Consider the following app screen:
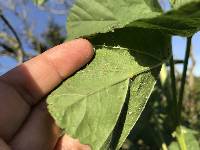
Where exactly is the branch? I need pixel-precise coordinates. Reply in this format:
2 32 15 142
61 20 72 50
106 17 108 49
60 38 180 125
166 59 184 66
0 10 24 63
0 32 17 45
173 59 184 64
178 37 192 118
169 41 188 150
169 53 179 126
0 50 16 57
0 42 17 54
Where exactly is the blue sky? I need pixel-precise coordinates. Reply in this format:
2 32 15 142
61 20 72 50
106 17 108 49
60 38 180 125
159 0 200 76
0 0 68 74
172 33 200 76
0 0 200 76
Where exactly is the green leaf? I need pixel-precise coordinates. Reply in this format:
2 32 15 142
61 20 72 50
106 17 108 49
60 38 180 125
160 64 168 86
48 66 129 149
47 47 162 149
47 27 170 149
144 0 162 12
32 0 47 6
89 28 170 149
50 0 172 148
183 127 200 150
128 1 200 36
170 0 200 8
169 127 200 150
67 0 200 38
111 69 160 149
88 27 170 61
169 141 180 150
66 0 159 40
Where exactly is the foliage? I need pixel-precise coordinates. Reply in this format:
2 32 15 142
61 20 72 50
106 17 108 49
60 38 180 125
47 0 200 149
66 0 159 40
47 30 170 149
129 1 200 37
120 75 200 149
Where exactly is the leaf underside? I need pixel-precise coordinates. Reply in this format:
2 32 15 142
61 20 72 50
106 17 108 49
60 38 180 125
47 0 200 149
47 47 163 149
66 0 159 40
47 27 170 149
67 0 200 40
48 0 171 149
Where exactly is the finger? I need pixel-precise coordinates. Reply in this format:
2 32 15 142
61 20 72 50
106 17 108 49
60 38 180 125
2 38 93 105
0 39 93 141
55 135 91 150
10 101 60 150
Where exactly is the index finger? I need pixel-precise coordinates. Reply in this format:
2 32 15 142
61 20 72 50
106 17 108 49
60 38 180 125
2 38 93 104
0 39 93 141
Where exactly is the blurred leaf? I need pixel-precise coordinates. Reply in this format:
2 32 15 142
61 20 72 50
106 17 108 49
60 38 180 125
169 141 180 150
169 127 200 150
170 0 200 8
183 128 200 150
160 64 168 86
32 0 47 6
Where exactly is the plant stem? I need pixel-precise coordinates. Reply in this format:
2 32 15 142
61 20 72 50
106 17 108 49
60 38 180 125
175 126 187 150
162 143 168 150
173 37 192 150
169 49 179 126
0 10 24 63
169 44 187 150
178 37 192 119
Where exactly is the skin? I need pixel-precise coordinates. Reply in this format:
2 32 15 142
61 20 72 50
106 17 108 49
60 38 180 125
0 39 94 150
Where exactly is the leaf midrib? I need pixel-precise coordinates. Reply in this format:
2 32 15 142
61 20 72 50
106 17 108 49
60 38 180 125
51 63 162 101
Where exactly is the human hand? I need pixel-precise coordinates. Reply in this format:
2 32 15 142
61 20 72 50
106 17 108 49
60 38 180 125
0 39 94 150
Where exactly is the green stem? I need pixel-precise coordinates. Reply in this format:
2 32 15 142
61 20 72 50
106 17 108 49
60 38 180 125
173 37 192 150
169 50 179 126
162 143 168 150
169 44 187 150
178 37 192 119
175 126 187 150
